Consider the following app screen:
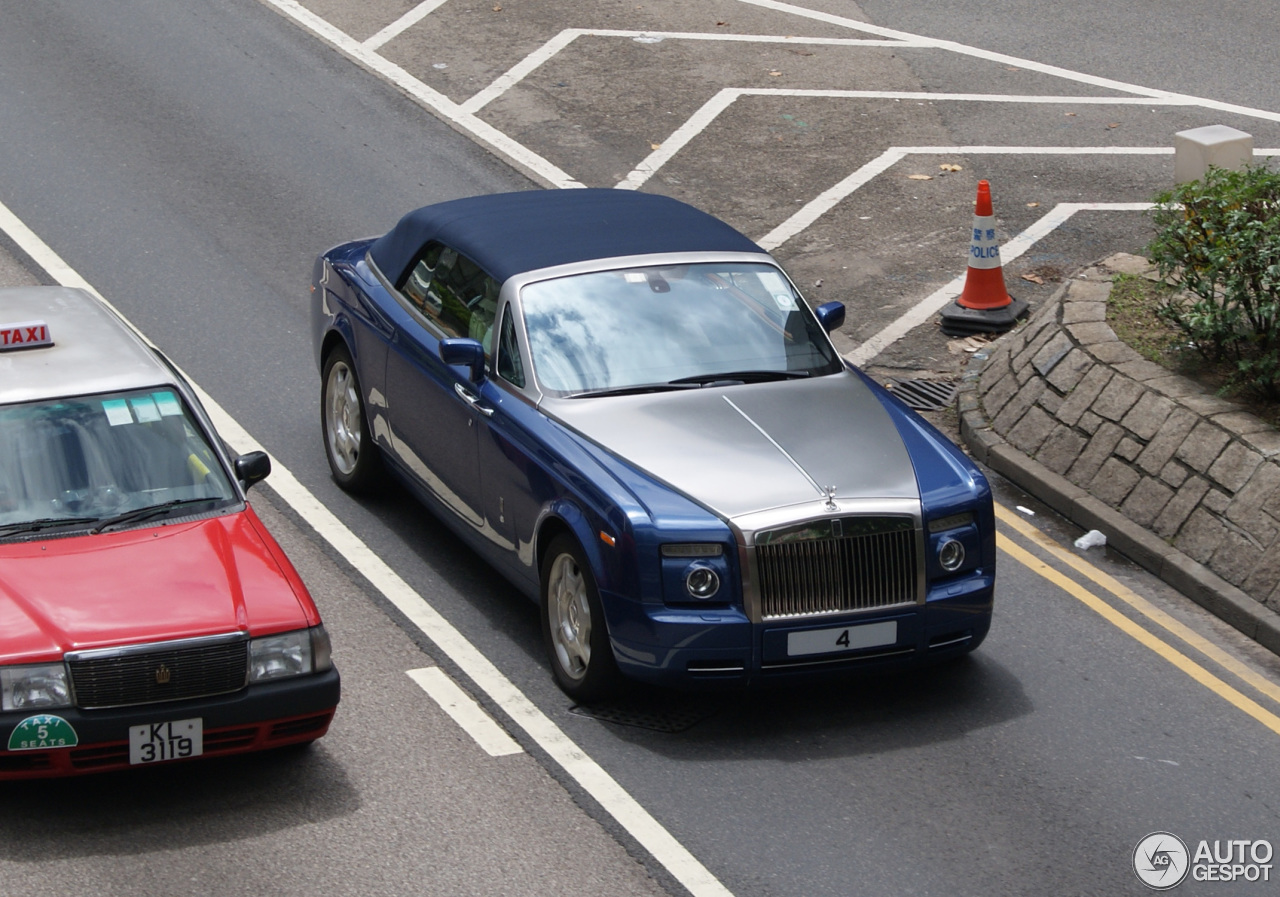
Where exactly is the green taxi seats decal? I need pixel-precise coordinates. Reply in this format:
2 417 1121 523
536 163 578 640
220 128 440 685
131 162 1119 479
8 715 79 751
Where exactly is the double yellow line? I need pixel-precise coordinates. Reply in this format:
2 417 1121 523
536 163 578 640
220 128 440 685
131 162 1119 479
995 503 1280 736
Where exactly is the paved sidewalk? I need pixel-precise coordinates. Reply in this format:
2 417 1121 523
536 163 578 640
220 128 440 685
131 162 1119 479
959 253 1280 655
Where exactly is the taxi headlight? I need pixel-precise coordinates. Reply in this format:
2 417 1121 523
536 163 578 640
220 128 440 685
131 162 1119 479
1 663 72 711
250 626 330 682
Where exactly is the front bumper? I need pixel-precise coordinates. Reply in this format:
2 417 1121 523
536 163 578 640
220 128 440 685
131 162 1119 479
607 577 993 689
0 667 340 779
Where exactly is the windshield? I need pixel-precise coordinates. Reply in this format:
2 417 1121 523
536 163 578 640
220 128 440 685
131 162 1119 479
519 262 842 396
0 387 236 531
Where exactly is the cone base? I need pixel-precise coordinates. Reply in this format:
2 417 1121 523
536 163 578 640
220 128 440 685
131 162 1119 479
938 296 1028 337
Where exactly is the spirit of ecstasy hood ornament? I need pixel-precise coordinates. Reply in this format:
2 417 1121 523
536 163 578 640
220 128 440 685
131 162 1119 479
824 485 839 512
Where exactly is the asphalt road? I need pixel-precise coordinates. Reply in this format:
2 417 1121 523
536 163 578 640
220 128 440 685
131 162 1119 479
2 1 1280 895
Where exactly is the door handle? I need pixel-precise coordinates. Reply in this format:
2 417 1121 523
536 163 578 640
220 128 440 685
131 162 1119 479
454 382 494 417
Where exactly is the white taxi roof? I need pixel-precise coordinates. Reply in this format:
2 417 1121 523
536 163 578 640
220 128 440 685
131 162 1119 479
0 287 177 406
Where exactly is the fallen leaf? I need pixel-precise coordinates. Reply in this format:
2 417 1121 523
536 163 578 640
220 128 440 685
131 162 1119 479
787 48 815 56
1064 112 1077 117
492 3 502 9
650 143 662 150
813 279 823 288
716 21 729 26
939 163 962 172
769 70 782 77
1107 122 1120 129
1021 273 1045 284
1005 66 1020 71
1026 201 1040 207
907 174 933 180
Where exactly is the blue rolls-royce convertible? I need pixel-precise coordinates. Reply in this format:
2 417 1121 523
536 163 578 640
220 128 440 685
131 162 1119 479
311 189 994 700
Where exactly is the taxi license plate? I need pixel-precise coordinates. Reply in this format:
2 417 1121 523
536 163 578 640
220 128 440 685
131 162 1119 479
787 620 897 657
128 718 203 765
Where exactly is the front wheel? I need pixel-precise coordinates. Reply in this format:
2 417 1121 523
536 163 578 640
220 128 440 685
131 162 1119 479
322 346 382 493
541 535 622 702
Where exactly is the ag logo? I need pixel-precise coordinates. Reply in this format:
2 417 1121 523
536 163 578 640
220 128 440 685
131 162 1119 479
1134 832 1190 890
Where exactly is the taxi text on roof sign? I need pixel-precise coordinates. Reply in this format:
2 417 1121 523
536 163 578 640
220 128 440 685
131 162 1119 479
0 320 52 350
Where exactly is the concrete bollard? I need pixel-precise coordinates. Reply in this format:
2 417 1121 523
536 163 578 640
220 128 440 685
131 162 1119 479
1174 125 1254 183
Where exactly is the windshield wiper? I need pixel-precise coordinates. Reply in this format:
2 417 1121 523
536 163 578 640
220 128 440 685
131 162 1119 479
90 497 226 534
566 382 702 399
0 516 100 538
668 370 811 386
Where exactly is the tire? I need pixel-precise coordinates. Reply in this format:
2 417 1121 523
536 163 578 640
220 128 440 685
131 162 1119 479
321 346 382 493
540 534 622 702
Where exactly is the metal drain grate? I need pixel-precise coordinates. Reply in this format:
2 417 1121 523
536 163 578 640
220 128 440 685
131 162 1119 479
888 378 959 412
570 697 720 733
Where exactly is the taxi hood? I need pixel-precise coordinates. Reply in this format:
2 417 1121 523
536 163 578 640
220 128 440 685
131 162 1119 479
544 371 920 521
0 510 310 663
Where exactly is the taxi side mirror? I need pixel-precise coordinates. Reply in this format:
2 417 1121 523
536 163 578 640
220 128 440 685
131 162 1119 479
439 337 487 383
815 301 846 333
234 451 272 490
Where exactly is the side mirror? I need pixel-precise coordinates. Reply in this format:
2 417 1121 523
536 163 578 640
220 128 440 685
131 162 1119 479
234 451 272 490
439 337 486 383
815 301 846 334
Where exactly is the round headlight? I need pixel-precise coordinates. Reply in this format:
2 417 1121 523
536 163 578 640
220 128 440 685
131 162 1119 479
685 565 721 599
938 538 965 572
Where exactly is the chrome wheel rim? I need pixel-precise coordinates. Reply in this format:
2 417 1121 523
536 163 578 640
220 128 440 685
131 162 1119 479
547 552 591 682
324 361 362 476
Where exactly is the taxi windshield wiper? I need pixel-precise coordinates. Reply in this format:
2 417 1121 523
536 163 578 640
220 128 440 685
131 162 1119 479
0 516 100 538
90 497 226 534
667 370 811 386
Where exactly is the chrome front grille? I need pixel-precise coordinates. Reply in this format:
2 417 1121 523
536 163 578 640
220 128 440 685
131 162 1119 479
67 633 249 709
755 516 919 620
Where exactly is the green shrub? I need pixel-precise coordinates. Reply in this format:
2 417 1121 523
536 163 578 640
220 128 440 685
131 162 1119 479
1147 164 1280 399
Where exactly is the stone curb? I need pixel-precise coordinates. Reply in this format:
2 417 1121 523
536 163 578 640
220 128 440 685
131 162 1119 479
957 256 1280 656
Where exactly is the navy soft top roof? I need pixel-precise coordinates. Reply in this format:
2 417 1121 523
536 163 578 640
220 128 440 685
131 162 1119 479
368 189 764 287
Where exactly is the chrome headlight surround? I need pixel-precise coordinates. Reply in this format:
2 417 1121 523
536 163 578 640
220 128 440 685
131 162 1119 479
926 511 978 577
249 625 332 683
1 662 73 711
660 543 730 605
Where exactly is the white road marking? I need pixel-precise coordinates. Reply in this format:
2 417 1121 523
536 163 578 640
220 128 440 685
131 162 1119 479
0 197 734 897
407 666 524 756
363 0 451 51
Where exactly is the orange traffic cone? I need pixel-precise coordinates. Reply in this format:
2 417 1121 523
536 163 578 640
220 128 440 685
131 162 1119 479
939 180 1028 336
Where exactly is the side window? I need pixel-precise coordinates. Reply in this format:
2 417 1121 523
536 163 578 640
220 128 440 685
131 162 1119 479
496 304 525 388
401 243 500 351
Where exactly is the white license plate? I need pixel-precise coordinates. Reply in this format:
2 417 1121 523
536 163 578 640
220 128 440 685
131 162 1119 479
128 718 203 765
787 620 898 657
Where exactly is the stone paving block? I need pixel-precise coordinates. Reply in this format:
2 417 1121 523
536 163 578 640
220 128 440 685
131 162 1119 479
1032 332 1073 376
1154 475 1210 539
1037 391 1063 415
1066 279 1112 301
1242 547 1280 605
1013 326 1059 372
1210 412 1270 436
1092 375 1145 422
1225 462 1280 544
1112 359 1172 382
1207 442 1263 494
1066 421 1124 487
1067 322 1119 345
1160 461 1190 489
978 347 1010 395
993 379 1045 434
980 369 1019 419
1007 406 1057 455
1115 437 1143 462
1036 426 1088 475
1209 530 1265 588
1242 429 1280 459
1176 421 1231 471
1174 507 1229 565
1087 340 1144 365
1045 348 1094 393
1078 411 1103 435
1181 393 1240 417
1121 476 1174 527
1146 375 1204 399
1062 300 1106 325
1121 390 1176 441
1203 489 1230 514
1137 407 1199 475
1056 366 1113 427
1091 457 1142 507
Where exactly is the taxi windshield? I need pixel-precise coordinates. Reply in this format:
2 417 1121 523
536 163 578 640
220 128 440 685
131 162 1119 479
519 262 842 397
0 387 236 531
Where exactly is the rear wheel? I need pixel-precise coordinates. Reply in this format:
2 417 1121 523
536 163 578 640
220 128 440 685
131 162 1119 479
322 346 381 493
541 535 622 702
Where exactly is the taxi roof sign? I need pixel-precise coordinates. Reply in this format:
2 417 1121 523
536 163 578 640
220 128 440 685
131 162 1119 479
0 321 53 351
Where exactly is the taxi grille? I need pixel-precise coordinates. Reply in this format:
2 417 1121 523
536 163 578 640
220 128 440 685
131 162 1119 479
756 518 918 619
68 636 249 709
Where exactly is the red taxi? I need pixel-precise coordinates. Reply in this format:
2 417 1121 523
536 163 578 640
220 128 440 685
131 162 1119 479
1 287 339 778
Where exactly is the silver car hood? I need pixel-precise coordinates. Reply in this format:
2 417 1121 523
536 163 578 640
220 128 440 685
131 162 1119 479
543 372 919 521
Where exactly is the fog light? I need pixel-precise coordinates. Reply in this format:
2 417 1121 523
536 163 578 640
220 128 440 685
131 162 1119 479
938 538 965 572
685 565 721 599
